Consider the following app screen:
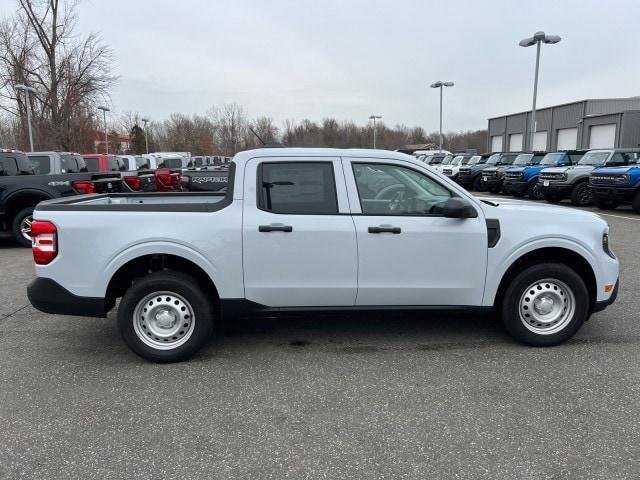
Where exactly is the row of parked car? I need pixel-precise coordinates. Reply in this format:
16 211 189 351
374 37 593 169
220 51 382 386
417 149 640 212
0 149 230 246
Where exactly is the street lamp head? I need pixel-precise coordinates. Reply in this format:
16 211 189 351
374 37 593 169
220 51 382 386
519 31 561 47
369 115 382 120
141 117 149 123
443 81 454 87
15 83 36 93
97 105 110 112
430 81 443 88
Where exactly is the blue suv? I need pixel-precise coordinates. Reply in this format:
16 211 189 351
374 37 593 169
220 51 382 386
590 151 640 211
503 150 586 199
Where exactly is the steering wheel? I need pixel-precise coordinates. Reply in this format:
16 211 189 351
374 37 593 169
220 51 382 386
375 183 404 200
389 190 407 212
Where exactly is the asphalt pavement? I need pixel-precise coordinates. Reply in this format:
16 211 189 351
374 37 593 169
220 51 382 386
1 197 639 479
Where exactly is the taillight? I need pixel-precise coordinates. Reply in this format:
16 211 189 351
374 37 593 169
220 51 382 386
155 169 181 191
31 220 58 265
123 176 142 190
73 181 95 194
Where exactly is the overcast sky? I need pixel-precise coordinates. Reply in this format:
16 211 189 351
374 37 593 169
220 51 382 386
2 0 639 132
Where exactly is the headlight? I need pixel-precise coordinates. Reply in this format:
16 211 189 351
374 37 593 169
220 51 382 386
603 231 616 259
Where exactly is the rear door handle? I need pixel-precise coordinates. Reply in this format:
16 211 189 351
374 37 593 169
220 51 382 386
259 224 293 233
368 226 401 234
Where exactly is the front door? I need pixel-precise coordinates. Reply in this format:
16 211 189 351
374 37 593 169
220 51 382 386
242 157 357 307
344 159 488 306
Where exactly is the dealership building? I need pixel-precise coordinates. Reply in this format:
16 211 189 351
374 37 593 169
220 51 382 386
487 97 640 152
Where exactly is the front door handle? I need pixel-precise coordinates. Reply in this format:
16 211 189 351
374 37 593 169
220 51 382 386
259 224 293 233
368 226 401 234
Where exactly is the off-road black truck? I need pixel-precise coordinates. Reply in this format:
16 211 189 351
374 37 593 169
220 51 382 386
0 150 121 246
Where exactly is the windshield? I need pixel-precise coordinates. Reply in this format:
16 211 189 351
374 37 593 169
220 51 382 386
451 156 463 166
428 156 444 165
440 155 453 165
486 153 501 165
467 155 482 166
108 156 127 171
513 154 533 166
135 156 151 169
541 153 564 165
157 158 182 169
578 151 610 166
61 154 88 173
415 154 425 162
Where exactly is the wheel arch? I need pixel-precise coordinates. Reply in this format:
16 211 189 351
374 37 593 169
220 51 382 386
5 189 54 222
104 251 221 315
492 246 597 314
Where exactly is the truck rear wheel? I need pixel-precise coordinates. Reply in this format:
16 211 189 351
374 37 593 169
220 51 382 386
500 263 589 346
472 175 483 191
570 182 593 207
11 207 34 248
117 271 214 362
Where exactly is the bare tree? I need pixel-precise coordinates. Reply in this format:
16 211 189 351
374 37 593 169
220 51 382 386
0 0 117 151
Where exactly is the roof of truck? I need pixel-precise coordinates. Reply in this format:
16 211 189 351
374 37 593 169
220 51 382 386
232 148 415 167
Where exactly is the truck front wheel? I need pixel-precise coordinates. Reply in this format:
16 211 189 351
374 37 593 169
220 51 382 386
11 207 35 248
117 271 214 362
500 263 589 346
527 182 544 200
570 182 593 207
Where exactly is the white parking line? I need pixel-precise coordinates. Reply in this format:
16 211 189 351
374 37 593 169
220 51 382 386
596 212 640 222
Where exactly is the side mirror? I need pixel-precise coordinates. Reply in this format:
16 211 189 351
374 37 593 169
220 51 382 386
443 197 478 219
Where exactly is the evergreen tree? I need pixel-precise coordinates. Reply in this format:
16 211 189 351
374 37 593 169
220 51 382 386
130 124 146 154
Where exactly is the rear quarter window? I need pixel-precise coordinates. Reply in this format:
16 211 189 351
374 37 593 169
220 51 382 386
28 155 52 174
84 158 99 172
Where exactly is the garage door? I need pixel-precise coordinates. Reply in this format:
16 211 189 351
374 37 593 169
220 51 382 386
508 133 523 152
532 131 548 151
589 124 616 149
556 128 577 150
490 135 503 152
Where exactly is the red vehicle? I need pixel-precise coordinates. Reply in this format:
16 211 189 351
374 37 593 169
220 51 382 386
82 154 157 192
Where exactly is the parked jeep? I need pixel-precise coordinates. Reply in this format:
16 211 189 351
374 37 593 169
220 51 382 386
456 153 495 190
478 152 522 193
589 152 640 211
503 151 584 199
538 149 637 206
441 154 475 180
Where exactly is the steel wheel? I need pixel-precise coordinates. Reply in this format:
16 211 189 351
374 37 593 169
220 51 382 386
20 215 33 242
518 279 576 335
133 291 195 350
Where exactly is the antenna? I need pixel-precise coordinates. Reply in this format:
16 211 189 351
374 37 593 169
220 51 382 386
249 127 266 146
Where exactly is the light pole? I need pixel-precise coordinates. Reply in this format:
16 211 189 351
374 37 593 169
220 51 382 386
15 84 36 152
430 81 454 153
369 115 382 149
141 117 150 154
97 105 110 154
519 31 561 151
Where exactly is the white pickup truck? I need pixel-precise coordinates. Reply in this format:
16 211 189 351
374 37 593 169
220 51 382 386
27 148 619 362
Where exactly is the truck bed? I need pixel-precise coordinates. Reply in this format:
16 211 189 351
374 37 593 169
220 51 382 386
37 192 229 212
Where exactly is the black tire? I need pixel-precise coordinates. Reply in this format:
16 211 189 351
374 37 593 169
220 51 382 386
594 198 620 211
527 181 544 200
117 271 215 362
500 263 589 347
631 192 640 214
544 194 562 203
570 182 593 207
472 175 483 191
11 207 34 248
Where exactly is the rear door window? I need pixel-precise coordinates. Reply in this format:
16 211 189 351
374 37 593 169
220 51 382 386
0 155 19 176
108 156 127 171
258 162 338 214
29 155 51 174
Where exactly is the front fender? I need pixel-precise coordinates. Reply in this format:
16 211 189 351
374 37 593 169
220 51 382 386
483 236 600 306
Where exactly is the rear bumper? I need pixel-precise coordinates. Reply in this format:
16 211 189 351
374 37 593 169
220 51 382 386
27 277 107 318
591 186 637 201
593 279 619 313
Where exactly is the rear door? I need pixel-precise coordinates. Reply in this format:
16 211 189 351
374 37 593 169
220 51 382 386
344 157 488 306
242 157 357 307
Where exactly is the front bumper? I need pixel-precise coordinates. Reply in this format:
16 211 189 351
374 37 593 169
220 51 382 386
591 186 637 201
481 176 503 190
538 182 573 198
593 279 619 313
502 180 529 195
27 277 108 318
